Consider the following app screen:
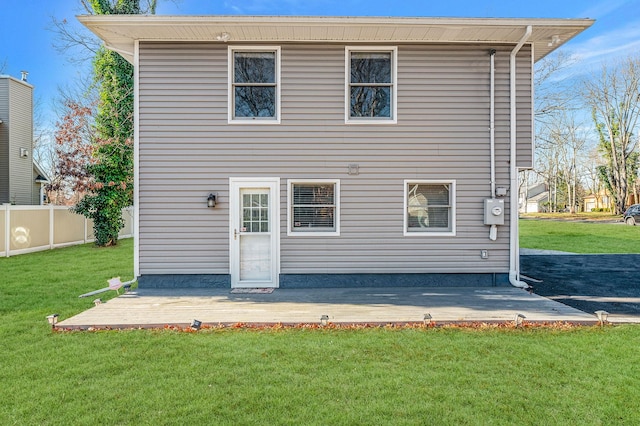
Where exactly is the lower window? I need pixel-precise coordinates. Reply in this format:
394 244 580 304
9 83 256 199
288 180 340 236
404 180 456 236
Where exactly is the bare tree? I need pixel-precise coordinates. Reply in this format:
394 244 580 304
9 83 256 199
583 146 608 210
549 111 590 213
50 1 161 65
527 51 579 212
31 95 55 183
49 17 101 65
535 132 565 212
584 56 640 214
535 51 578 124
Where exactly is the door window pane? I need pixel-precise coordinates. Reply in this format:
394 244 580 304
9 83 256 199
242 191 269 233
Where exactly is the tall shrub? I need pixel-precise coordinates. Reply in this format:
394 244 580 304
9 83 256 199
72 0 146 245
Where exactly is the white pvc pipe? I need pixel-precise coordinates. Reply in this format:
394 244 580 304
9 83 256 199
489 49 497 242
489 49 496 199
509 26 532 289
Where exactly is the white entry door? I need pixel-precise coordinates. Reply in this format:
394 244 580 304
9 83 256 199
230 178 280 288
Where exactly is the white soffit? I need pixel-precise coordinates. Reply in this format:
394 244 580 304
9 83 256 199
77 15 594 63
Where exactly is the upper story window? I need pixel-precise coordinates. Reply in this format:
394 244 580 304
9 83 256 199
229 46 281 124
346 46 397 124
404 180 456 236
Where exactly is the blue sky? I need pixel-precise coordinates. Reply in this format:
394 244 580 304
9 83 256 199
1 0 639 126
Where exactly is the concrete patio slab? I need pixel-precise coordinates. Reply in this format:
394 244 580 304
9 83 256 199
57 286 604 329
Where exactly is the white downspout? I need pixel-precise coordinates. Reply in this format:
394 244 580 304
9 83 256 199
133 40 140 279
509 26 532 289
489 49 497 241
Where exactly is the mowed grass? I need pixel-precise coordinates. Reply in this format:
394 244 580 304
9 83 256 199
520 219 640 253
1 240 640 424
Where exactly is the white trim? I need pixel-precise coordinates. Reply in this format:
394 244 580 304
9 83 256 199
49 205 54 249
228 46 281 124
403 180 456 237
345 46 398 124
287 179 341 237
134 40 141 278
104 43 134 58
229 177 280 288
3 204 9 257
529 44 535 169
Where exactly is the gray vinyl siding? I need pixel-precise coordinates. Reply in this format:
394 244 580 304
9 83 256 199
0 80 8 203
0 77 33 205
516 49 533 169
138 42 533 275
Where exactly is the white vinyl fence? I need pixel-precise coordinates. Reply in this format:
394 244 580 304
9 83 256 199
0 204 133 257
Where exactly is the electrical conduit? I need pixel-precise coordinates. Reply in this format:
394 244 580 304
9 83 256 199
489 48 497 241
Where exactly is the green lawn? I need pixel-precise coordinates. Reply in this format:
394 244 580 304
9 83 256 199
520 219 640 253
1 240 640 424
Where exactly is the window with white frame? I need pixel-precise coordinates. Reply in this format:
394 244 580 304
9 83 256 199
229 47 280 123
404 181 456 236
346 47 397 123
288 180 340 236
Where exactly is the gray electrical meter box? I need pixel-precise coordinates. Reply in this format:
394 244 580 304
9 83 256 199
484 199 504 225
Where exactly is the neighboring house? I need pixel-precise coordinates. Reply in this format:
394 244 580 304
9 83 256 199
80 15 593 289
0 74 47 205
33 160 51 205
584 189 638 212
583 189 611 212
519 183 549 213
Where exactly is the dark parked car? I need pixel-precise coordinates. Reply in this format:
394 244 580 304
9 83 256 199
623 204 640 225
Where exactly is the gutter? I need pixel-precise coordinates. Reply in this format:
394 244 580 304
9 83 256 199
509 25 532 289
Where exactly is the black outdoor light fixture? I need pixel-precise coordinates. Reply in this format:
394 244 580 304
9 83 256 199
191 319 202 330
207 193 218 208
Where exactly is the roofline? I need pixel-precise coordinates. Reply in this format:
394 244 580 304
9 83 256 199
33 160 51 183
0 75 34 89
77 15 595 27
77 15 595 63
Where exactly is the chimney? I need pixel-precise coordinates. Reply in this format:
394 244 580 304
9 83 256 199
20 70 28 82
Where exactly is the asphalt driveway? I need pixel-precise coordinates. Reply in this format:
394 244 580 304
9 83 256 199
521 254 640 321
